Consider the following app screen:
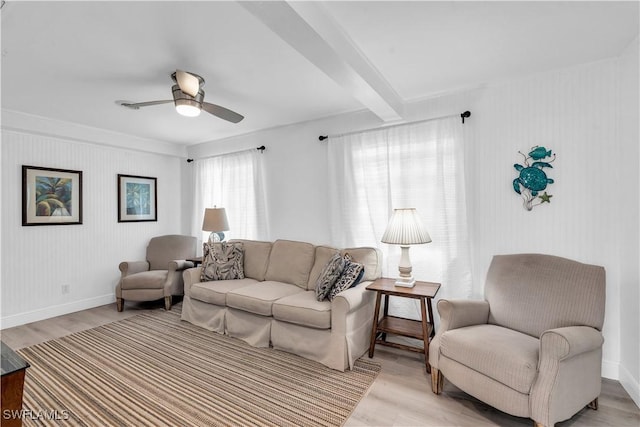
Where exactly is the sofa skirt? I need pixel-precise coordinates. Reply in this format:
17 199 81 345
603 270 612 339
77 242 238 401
271 319 346 371
181 296 226 334
226 308 272 347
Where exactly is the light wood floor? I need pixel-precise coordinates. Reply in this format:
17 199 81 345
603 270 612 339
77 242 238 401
2 302 639 427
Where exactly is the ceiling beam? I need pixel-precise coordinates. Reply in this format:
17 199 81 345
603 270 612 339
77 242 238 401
240 1 404 122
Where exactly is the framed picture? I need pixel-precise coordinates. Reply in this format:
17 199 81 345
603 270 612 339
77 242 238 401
117 174 157 222
22 165 83 226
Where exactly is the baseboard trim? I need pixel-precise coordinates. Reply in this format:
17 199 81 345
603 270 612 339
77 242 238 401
0 294 116 329
619 364 640 409
602 359 619 380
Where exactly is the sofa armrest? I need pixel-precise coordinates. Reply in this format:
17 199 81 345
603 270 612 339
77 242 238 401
182 267 203 296
331 280 372 314
118 260 150 277
437 299 490 332
531 326 604 426
331 280 376 334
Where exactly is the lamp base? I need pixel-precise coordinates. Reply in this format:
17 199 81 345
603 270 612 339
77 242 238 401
394 276 416 288
207 231 225 245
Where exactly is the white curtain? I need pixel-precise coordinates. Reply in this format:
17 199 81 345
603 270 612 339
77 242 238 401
328 116 472 319
191 149 268 249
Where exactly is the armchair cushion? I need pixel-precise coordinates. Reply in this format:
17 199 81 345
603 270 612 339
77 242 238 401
147 235 198 271
121 270 167 290
440 324 539 394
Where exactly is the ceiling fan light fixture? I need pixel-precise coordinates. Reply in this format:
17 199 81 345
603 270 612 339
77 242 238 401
175 99 201 117
172 84 204 117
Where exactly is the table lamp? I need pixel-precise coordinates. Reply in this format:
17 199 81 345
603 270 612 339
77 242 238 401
202 207 229 244
381 208 431 287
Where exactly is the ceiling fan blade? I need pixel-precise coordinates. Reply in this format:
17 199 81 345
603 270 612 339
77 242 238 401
118 100 173 110
176 70 201 98
202 102 244 123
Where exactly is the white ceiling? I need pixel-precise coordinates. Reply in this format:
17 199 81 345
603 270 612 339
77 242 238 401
1 1 638 146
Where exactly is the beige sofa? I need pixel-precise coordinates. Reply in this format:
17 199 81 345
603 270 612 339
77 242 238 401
181 239 382 371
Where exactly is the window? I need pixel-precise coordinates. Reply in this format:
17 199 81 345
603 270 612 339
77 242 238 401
191 149 268 246
327 117 472 310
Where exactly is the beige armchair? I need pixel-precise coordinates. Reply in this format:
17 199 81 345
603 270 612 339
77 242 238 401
116 235 197 312
429 254 606 427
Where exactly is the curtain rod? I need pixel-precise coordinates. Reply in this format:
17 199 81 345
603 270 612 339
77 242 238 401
318 111 470 141
186 145 265 163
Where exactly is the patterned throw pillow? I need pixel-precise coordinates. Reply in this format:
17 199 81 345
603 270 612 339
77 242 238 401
315 253 346 301
200 242 245 281
328 260 364 301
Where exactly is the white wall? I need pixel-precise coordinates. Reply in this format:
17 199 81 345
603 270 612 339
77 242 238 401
187 55 638 396
0 120 186 328
617 38 640 406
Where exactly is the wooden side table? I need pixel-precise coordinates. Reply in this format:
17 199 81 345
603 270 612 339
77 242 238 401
366 278 440 373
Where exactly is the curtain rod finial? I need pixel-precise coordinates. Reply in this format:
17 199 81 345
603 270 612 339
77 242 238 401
319 135 328 141
461 111 471 124
187 158 194 163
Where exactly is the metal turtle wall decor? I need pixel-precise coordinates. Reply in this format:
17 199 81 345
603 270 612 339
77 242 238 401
513 146 556 211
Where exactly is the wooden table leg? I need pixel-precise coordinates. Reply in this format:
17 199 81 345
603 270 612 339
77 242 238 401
381 294 389 341
368 291 382 358
420 297 431 373
426 297 435 338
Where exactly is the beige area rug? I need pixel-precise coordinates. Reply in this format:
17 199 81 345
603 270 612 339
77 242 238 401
17 308 380 427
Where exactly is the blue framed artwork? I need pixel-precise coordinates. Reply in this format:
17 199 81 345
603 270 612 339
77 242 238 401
22 165 83 226
117 174 157 222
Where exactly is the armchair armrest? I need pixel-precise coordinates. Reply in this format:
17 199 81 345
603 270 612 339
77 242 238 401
539 326 604 361
531 326 604 426
437 299 490 332
118 260 150 277
168 260 195 272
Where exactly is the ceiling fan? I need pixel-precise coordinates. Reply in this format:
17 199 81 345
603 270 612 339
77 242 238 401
117 70 244 123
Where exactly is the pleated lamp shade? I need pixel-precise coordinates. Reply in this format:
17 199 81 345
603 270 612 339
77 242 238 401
381 208 431 245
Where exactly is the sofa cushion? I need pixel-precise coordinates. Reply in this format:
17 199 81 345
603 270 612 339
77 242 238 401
328 261 364 301
273 291 331 329
264 240 316 288
315 253 346 301
307 246 340 291
230 239 272 281
226 281 304 316
201 242 245 281
190 278 259 306
121 270 166 290
340 247 382 281
440 324 539 394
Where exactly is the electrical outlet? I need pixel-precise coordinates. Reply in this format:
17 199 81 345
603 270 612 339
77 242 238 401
61 284 70 294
